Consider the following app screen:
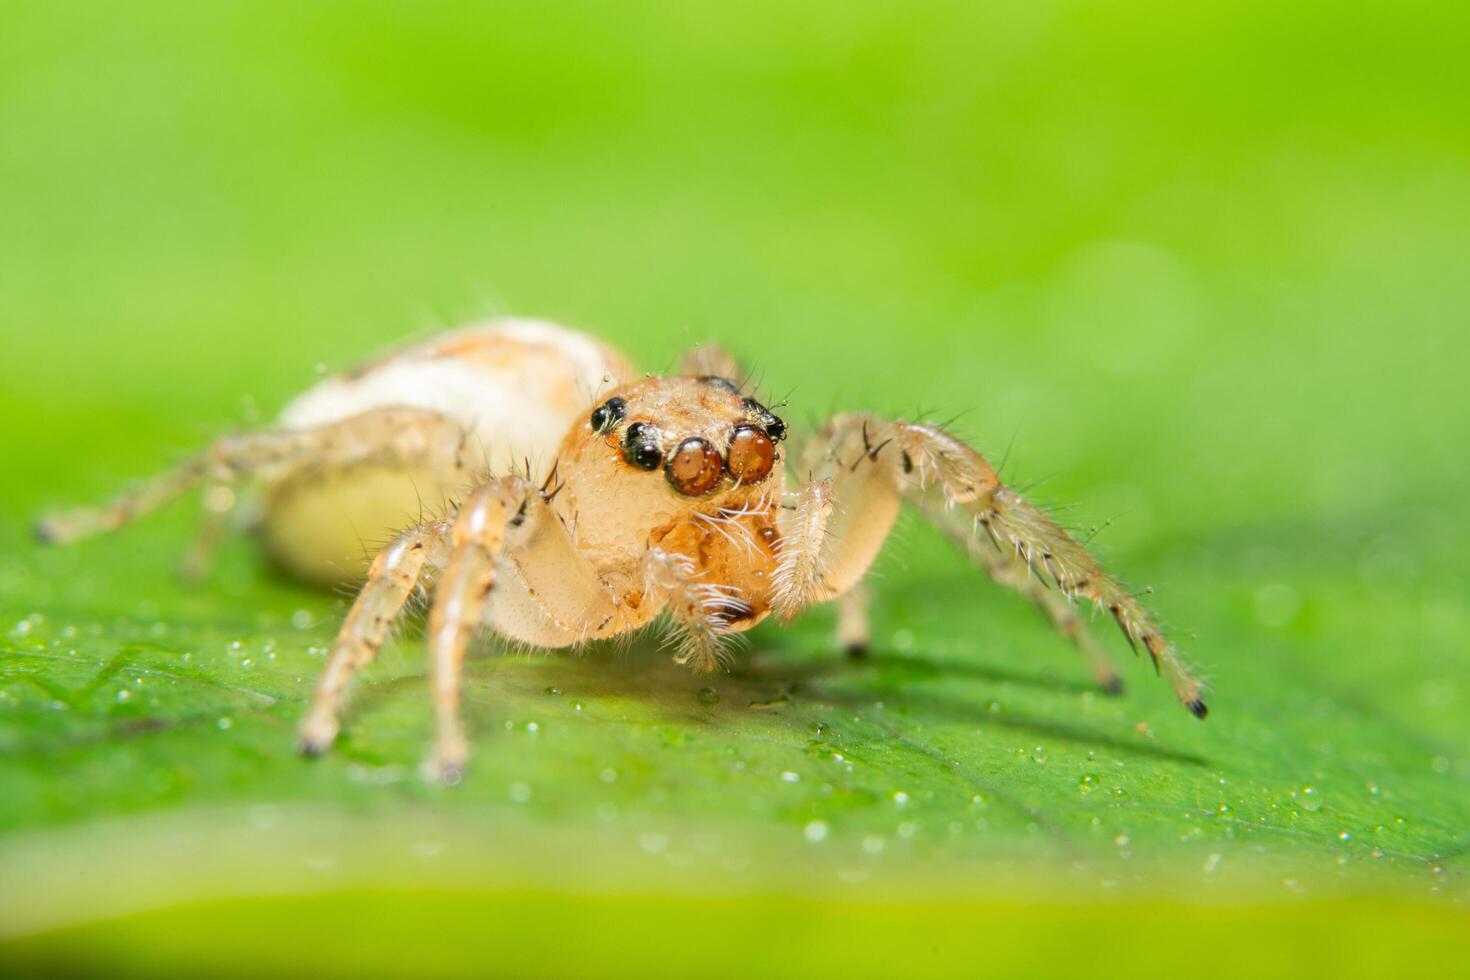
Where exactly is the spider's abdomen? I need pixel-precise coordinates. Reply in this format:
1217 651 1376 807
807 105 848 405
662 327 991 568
262 318 634 585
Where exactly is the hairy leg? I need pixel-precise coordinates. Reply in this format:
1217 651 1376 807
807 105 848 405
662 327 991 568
782 414 1204 716
422 479 528 783
302 472 617 779
299 520 452 754
970 545 1123 694
37 407 472 570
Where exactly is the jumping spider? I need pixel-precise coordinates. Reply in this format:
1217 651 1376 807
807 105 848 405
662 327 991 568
40 317 1207 781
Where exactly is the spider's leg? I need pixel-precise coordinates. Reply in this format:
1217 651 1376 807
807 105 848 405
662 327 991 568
421 479 526 783
641 548 749 673
36 453 212 545
836 583 871 658
36 408 471 572
176 480 236 584
781 414 1205 717
299 519 451 755
968 545 1123 694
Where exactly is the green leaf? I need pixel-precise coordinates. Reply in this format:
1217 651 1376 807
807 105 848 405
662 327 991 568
2 0 1469 975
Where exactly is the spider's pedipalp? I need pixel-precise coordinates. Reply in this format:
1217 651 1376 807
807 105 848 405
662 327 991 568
772 479 834 619
641 548 746 672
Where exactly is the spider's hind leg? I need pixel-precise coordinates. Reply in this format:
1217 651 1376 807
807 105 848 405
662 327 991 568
37 407 473 582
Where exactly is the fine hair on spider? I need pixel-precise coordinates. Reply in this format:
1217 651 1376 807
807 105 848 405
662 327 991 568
38 316 1208 783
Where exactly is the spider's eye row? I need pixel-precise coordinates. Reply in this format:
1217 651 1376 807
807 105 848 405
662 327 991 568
741 397 787 442
623 422 663 470
590 397 626 434
665 437 724 496
727 425 776 484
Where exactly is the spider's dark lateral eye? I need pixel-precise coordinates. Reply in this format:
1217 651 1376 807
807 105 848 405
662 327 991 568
699 375 741 394
742 397 787 442
590 397 626 433
624 422 663 470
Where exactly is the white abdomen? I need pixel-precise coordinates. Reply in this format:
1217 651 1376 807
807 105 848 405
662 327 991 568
263 318 634 584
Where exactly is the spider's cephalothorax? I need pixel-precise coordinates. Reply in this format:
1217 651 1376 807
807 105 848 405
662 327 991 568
40 318 1208 782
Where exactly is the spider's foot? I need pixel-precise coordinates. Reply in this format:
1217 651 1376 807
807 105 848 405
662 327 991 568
298 713 340 757
33 514 71 545
424 735 469 786
1187 697 1209 720
177 551 214 587
1099 674 1125 696
843 642 870 661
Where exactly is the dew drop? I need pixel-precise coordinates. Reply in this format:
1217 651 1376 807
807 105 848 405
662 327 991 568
1078 773 1098 793
803 820 829 843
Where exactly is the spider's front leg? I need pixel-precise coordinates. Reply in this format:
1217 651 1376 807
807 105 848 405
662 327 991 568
422 477 619 782
299 519 453 754
302 473 620 782
778 415 1206 716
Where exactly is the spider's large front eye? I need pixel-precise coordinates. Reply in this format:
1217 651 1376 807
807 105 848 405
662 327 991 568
624 422 663 470
726 426 776 484
590 397 626 434
665 437 724 496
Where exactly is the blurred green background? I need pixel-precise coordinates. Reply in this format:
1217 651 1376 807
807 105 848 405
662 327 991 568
2 0 1468 976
